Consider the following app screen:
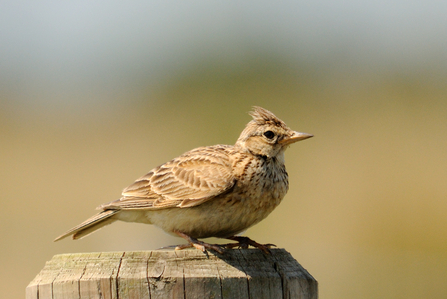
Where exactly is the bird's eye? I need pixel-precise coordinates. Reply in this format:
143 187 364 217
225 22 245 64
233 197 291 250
263 130 275 139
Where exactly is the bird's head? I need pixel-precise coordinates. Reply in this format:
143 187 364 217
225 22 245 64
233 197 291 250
236 106 313 159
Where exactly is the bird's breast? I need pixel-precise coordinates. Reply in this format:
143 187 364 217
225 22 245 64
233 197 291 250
232 155 289 210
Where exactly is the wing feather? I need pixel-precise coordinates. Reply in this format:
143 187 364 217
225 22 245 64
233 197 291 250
101 145 235 210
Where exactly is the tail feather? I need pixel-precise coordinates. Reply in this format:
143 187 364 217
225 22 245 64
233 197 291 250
54 209 119 241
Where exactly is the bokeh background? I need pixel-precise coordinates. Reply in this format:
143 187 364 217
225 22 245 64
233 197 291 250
2 1 447 298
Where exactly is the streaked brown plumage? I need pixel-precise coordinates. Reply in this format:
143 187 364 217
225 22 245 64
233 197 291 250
55 106 313 253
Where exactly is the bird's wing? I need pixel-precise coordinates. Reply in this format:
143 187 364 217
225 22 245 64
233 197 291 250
101 146 236 210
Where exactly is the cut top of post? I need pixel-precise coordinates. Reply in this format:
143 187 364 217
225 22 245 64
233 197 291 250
27 248 318 299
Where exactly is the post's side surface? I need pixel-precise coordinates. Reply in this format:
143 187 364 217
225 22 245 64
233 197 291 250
27 248 318 299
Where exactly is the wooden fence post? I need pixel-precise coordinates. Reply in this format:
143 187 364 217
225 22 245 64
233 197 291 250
27 248 317 299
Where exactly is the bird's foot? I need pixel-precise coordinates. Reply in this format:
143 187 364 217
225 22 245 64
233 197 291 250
174 231 225 254
223 236 276 254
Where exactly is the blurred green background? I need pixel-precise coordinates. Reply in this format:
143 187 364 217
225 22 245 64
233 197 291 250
2 2 447 298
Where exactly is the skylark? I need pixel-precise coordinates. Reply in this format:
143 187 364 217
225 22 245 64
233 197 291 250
55 106 313 253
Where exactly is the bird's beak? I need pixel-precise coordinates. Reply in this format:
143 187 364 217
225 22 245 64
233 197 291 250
279 131 313 145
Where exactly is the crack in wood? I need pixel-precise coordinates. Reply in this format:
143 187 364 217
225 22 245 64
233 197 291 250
115 252 124 299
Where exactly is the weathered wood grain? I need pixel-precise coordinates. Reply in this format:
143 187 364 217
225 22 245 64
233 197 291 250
27 248 317 299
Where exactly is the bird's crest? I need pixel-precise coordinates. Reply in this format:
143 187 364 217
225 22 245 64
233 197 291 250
249 106 287 128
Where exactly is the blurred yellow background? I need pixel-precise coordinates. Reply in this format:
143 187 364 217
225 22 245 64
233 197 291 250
1 2 447 298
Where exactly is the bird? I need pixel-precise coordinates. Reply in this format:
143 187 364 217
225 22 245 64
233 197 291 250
54 106 313 254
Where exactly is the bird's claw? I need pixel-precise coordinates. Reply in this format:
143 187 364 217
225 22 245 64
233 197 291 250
224 236 276 254
174 231 226 254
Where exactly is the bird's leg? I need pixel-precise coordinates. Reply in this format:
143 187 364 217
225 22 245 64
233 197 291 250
174 231 225 254
223 236 276 254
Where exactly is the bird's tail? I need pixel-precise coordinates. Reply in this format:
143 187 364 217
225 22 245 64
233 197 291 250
54 209 119 241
